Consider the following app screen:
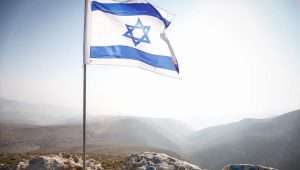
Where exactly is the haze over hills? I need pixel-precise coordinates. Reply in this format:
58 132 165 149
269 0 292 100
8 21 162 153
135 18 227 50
0 98 192 157
0 118 189 156
0 98 80 125
0 98 299 170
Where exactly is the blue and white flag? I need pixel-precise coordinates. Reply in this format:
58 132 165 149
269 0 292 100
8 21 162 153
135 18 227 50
84 0 179 77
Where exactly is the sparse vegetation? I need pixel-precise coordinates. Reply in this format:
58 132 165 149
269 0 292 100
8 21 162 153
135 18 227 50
0 153 31 169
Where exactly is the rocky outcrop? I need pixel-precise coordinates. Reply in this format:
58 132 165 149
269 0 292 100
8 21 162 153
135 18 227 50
16 153 103 170
4 152 279 170
125 152 202 170
1 152 204 170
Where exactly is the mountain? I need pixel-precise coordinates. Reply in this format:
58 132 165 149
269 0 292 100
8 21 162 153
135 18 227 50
85 116 192 155
0 98 192 156
0 123 82 153
1 98 300 170
186 110 300 170
0 116 191 156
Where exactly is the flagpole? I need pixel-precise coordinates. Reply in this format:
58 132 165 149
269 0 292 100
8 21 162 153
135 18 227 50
83 64 87 170
82 0 88 170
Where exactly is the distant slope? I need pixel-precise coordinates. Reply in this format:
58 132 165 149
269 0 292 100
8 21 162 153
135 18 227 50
186 110 300 170
86 116 188 153
0 123 82 153
0 98 192 154
88 116 193 146
0 116 192 155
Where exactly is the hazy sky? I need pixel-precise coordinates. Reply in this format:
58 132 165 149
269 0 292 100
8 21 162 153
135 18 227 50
1 0 300 129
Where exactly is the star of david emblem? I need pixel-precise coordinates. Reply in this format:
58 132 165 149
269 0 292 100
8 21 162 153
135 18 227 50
123 18 151 46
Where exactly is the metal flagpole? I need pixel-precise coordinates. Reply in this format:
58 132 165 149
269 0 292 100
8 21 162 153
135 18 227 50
83 64 87 170
82 0 88 169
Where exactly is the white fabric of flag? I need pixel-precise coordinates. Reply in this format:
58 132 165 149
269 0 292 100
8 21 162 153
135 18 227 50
84 0 179 76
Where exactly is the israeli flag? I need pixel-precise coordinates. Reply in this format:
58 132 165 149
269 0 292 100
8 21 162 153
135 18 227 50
84 0 179 77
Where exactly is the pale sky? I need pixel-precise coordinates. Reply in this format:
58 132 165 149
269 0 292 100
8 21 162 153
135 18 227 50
1 0 300 129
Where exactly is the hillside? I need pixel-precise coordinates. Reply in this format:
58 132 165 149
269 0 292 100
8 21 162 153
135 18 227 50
186 110 300 170
0 98 192 155
1 98 300 169
0 118 191 155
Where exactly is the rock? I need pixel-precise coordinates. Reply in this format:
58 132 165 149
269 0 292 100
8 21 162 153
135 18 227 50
223 164 278 170
16 154 103 170
125 152 202 170
86 159 103 170
17 160 29 170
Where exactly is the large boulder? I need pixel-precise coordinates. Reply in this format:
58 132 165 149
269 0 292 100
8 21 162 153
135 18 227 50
125 152 202 170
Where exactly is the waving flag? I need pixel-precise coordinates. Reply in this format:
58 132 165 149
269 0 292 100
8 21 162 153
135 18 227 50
84 0 179 77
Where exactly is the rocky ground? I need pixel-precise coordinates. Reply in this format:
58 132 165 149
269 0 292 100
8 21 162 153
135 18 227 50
0 152 203 170
0 152 278 170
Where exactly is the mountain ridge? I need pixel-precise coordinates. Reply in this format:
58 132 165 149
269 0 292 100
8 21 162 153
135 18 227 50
186 109 300 170
0 98 299 170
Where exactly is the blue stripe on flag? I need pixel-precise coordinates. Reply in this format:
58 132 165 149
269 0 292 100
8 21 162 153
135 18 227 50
90 45 177 71
91 1 171 28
